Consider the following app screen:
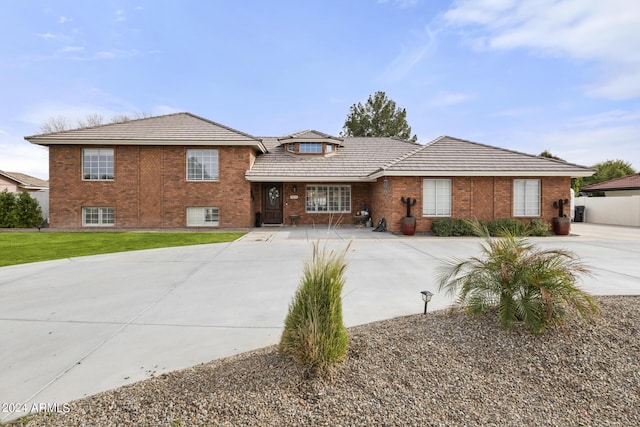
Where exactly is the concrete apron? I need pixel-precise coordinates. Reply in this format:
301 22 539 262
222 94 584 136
1 223 639 422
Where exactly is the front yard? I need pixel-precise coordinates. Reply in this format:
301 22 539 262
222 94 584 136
0 232 245 267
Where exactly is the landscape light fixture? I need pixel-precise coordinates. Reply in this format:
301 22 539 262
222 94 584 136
292 184 297 193
420 290 433 314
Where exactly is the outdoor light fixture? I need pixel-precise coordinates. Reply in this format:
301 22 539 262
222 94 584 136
383 177 389 193
421 290 433 314
292 184 297 193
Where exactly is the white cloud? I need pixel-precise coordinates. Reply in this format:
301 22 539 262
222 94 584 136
59 46 84 53
115 9 126 22
443 0 640 100
58 16 69 24
428 91 475 106
378 0 420 8
379 26 436 82
493 107 538 117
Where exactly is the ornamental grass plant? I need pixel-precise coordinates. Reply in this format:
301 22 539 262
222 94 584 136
279 242 350 372
437 226 599 334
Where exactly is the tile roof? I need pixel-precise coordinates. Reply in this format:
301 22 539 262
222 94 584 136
25 113 264 148
277 130 343 143
378 136 595 177
581 173 640 191
246 137 419 181
0 170 49 189
248 135 594 181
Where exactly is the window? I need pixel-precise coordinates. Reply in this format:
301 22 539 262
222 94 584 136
187 207 219 226
299 142 323 153
326 144 333 153
287 143 295 152
83 148 114 180
187 149 218 181
514 179 540 216
82 207 114 226
423 179 451 216
306 185 350 213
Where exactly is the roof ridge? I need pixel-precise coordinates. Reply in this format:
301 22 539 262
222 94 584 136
380 141 432 171
26 112 188 138
183 113 262 142
434 135 595 171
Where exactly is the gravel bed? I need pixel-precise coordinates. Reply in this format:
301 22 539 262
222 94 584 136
10 296 640 427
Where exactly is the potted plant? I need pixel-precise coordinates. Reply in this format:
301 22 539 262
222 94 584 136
552 198 571 235
400 197 417 236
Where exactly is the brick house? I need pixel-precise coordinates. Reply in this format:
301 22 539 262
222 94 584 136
25 112 594 232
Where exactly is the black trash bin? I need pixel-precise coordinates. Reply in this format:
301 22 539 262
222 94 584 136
574 206 585 222
255 211 262 227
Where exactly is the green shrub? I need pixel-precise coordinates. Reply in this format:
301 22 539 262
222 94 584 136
487 218 529 236
527 219 551 236
0 190 17 227
431 218 479 236
437 231 599 333
431 218 551 237
0 190 43 228
279 242 350 371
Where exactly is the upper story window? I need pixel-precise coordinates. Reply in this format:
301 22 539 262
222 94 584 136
287 143 295 152
299 142 323 153
187 149 218 181
83 148 114 180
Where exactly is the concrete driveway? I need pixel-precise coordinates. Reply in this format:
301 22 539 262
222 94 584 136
1 223 639 421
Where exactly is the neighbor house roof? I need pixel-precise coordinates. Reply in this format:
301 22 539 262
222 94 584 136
25 112 266 152
581 173 640 191
369 136 595 178
0 170 49 190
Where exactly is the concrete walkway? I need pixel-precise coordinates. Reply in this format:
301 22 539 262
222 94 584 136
1 223 639 421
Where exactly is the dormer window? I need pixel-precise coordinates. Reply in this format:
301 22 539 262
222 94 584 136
278 130 343 157
299 142 323 153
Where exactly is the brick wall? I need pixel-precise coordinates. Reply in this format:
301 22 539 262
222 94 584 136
371 175 572 233
48 145 255 229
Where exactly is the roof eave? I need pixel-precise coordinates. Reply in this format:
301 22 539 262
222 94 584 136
245 175 376 182
369 170 595 179
26 137 267 153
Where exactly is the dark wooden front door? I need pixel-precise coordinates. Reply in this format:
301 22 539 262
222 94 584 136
262 183 283 224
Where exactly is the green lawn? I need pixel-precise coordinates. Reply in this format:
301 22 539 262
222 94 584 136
0 232 245 267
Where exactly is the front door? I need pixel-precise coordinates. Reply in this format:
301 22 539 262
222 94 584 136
262 183 283 224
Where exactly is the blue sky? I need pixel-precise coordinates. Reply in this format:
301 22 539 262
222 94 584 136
2 0 639 180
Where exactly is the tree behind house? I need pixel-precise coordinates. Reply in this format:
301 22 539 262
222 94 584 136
342 91 417 142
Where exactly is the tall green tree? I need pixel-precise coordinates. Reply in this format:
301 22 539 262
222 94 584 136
342 91 417 142
577 159 636 190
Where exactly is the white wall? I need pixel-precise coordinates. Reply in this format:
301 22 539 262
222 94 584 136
575 196 640 227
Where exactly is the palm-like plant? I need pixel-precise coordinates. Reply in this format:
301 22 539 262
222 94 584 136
437 230 599 333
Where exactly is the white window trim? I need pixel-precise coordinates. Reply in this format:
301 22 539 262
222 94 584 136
305 185 351 213
186 149 219 181
422 179 452 217
513 179 541 217
187 207 220 226
82 207 115 226
82 148 114 181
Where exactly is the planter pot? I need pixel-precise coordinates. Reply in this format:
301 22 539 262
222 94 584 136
401 216 417 236
552 216 571 236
